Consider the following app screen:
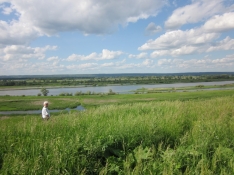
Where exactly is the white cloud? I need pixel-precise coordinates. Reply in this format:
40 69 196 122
101 62 115 67
65 59 139 72
0 19 40 45
139 11 234 57
129 52 148 59
65 61 129 72
66 63 99 70
165 0 226 29
156 54 234 71
66 49 123 61
0 0 167 49
0 45 57 61
145 22 162 35
206 37 234 52
47 56 59 61
0 61 66 75
151 50 169 57
100 59 126 68
1 54 234 75
151 46 198 57
1 5 13 15
0 0 167 37
203 12 234 32
142 59 154 66
102 49 123 59
139 28 219 51
117 63 141 70
211 54 234 64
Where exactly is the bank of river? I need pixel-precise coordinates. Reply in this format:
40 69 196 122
0 81 234 96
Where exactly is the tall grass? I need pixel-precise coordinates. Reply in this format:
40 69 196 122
0 95 234 174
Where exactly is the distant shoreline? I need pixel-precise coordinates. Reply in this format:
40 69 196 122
1 80 234 91
1 72 234 80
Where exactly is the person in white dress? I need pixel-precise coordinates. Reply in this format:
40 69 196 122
42 101 50 120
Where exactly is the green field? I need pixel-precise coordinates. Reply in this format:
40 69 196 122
0 89 234 111
135 83 234 93
0 90 234 174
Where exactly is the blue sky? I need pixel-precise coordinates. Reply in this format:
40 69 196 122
0 0 234 75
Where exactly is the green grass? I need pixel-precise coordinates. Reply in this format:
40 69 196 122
0 94 234 174
1 89 234 111
0 96 81 111
135 83 234 93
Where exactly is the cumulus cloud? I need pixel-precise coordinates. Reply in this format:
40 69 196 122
66 63 99 70
47 56 59 61
156 54 234 71
151 46 198 57
0 4 13 15
203 12 234 32
139 11 234 57
150 50 169 57
65 59 148 72
0 0 167 37
206 37 234 52
129 52 148 59
102 49 123 59
142 59 154 66
139 28 219 51
66 49 123 61
0 61 66 75
145 22 162 35
65 60 127 71
0 45 57 61
0 19 40 45
165 0 227 29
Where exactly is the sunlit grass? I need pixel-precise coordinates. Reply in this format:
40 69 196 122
0 95 234 174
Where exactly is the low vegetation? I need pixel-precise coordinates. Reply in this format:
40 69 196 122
134 83 234 93
0 90 234 174
0 74 234 89
0 96 81 111
0 89 234 111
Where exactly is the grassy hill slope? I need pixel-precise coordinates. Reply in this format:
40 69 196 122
0 95 234 174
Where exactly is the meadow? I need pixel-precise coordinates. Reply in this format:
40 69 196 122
1 89 234 111
0 90 234 174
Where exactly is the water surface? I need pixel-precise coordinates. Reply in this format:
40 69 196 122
0 81 234 96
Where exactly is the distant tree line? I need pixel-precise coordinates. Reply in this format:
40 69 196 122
0 74 233 87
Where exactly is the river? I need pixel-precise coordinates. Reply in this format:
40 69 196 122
0 81 234 96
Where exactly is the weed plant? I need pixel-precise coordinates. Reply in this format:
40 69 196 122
0 96 234 174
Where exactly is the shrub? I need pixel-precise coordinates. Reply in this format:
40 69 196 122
41 88 49 96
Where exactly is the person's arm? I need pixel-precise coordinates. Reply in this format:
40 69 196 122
45 108 50 117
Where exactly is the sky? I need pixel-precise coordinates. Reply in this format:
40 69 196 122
0 0 234 75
